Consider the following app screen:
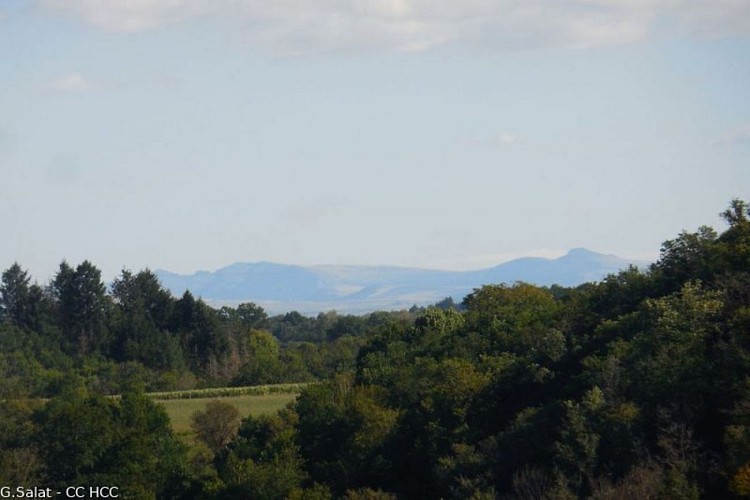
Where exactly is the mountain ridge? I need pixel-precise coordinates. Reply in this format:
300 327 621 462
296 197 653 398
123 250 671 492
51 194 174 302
155 249 649 314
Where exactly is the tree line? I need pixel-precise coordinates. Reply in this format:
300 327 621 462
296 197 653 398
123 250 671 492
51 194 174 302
0 263 422 397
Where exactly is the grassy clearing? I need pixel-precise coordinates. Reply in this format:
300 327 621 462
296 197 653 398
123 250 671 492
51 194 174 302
156 392 299 435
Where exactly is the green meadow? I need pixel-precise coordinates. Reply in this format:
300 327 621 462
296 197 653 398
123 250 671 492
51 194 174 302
157 392 299 435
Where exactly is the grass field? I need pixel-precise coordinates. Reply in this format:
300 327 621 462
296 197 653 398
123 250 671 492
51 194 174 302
156 392 299 435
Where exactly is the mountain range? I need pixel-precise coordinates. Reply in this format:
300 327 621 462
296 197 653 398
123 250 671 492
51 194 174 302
155 249 649 314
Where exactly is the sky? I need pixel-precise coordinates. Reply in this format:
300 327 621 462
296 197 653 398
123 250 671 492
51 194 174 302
1 0 749 282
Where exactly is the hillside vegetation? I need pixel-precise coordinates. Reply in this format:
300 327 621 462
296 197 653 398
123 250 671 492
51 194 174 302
1 200 750 498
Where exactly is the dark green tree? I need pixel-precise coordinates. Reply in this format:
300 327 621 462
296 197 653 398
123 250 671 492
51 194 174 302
0 263 43 330
51 260 110 355
110 269 183 370
217 408 307 499
172 291 228 371
295 374 398 495
35 385 189 497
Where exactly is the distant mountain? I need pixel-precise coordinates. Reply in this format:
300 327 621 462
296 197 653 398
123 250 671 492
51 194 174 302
155 249 648 314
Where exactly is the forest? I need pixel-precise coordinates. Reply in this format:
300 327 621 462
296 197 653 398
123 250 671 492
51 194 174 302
1 199 750 499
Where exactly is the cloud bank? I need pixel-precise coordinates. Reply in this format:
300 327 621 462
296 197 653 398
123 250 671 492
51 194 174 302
38 0 750 54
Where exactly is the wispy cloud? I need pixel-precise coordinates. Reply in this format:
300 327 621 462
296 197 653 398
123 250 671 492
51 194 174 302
37 0 203 33
462 130 520 148
713 122 750 147
42 72 95 93
677 0 750 38
36 0 750 55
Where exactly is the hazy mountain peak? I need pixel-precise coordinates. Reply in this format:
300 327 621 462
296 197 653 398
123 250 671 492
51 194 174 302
155 249 648 314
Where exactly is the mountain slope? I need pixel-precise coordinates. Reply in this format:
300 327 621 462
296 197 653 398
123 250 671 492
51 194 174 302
155 249 648 314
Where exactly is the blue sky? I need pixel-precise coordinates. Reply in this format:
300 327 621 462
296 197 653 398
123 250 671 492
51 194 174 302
1 0 749 281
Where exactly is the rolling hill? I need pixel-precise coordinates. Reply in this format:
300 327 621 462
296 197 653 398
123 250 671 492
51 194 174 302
155 249 648 314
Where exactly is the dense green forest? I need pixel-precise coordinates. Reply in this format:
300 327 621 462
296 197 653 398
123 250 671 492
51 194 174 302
2 200 750 498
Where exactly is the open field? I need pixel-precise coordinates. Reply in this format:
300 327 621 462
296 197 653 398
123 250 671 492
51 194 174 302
154 391 300 435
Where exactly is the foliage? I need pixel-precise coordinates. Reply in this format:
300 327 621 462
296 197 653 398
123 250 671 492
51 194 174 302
33 385 189 497
2 200 750 498
147 382 307 400
191 400 241 453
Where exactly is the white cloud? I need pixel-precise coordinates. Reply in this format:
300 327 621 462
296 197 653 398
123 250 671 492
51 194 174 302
36 0 750 54
713 122 750 147
42 72 95 93
496 132 519 145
